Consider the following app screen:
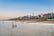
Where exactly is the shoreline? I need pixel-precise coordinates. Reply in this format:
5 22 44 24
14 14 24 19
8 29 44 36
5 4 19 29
15 20 54 24
0 20 54 24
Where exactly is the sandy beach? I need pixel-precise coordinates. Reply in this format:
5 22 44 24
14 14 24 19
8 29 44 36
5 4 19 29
15 20 54 24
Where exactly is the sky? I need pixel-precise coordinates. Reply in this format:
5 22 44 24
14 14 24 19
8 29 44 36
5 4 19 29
0 0 54 19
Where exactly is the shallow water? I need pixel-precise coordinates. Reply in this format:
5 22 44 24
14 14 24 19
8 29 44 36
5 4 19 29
0 21 54 36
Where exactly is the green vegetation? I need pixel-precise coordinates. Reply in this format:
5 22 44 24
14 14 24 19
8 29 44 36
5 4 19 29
38 17 47 21
10 17 48 21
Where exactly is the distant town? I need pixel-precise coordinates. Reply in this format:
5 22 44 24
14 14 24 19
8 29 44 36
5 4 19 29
9 12 54 21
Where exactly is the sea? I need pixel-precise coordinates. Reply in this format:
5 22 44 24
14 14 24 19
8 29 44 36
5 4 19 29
0 21 54 36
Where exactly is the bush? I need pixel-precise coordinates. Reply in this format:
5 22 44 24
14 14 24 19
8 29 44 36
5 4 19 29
39 17 47 21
